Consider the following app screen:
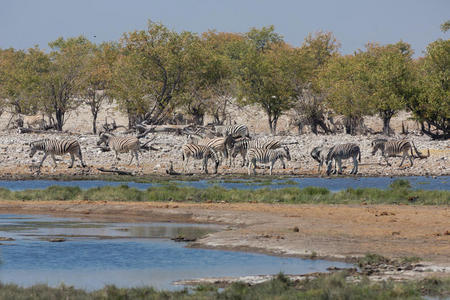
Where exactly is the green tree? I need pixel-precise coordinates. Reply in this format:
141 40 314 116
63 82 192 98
110 21 199 127
34 36 92 131
318 54 371 135
362 42 415 135
409 39 449 139
80 42 118 133
238 26 294 134
441 20 450 33
289 32 340 134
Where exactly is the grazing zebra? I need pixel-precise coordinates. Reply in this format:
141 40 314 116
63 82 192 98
247 146 291 175
310 145 335 173
182 144 220 174
231 138 280 167
326 143 361 175
97 133 141 166
371 139 420 167
198 135 235 163
225 124 250 139
29 138 86 169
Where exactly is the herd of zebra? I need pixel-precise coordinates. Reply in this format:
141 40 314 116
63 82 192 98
23 124 428 175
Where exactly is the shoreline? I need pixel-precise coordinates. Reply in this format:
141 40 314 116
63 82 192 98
1 199 449 282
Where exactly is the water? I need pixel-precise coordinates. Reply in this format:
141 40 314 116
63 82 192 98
0 214 352 291
0 176 449 191
0 176 448 192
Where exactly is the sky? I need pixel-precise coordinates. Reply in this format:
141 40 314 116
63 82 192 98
0 0 448 57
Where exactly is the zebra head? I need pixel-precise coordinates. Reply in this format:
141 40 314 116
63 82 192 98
371 139 386 156
283 146 291 161
310 146 322 163
97 132 112 146
207 148 220 174
28 140 44 158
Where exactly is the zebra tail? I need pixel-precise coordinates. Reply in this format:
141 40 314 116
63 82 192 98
182 152 185 161
411 141 423 158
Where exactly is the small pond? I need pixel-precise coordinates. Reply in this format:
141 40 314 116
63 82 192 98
0 176 448 191
0 214 352 291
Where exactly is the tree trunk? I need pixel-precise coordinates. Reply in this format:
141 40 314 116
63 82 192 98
382 116 392 136
55 109 64 131
92 111 98 134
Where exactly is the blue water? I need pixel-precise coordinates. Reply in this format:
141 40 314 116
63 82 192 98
0 176 448 192
0 214 352 291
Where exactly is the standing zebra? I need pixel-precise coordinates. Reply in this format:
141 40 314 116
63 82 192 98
371 139 425 167
310 145 335 173
231 138 280 167
225 124 250 139
326 143 361 175
198 135 235 164
97 133 141 166
247 146 291 175
29 138 86 169
182 144 220 174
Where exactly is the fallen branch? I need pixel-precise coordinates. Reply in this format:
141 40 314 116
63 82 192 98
97 167 134 176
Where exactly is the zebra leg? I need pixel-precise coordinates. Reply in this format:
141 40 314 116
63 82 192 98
68 153 75 168
114 151 119 165
77 150 86 168
135 151 140 167
384 155 391 166
281 158 286 169
269 161 274 175
337 158 343 174
39 153 48 168
351 156 358 174
128 152 134 165
184 156 189 173
409 154 414 167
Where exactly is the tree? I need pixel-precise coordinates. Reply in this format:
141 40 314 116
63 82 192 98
110 21 199 127
34 36 92 131
362 42 415 135
409 39 449 139
318 54 371 135
237 26 293 134
80 42 118 133
289 32 340 134
441 20 450 33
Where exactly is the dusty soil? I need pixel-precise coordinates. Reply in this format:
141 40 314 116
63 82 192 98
0 102 448 178
1 200 449 267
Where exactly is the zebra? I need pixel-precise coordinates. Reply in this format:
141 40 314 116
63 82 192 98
326 143 361 175
198 135 235 164
29 138 86 169
231 138 280 167
225 124 250 139
97 133 141 166
310 145 335 173
247 146 291 175
182 144 220 174
371 139 422 167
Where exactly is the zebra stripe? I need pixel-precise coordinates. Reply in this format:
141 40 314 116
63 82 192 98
310 146 334 173
326 143 360 175
29 138 86 169
98 133 140 166
182 144 220 174
232 138 280 167
198 135 235 162
225 124 250 139
247 146 291 175
371 139 414 167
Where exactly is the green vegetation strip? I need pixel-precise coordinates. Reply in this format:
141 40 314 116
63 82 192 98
0 272 449 299
0 180 448 205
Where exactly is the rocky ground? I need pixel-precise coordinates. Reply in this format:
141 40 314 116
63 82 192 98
0 102 448 177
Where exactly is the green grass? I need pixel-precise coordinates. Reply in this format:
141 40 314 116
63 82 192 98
0 272 448 299
0 180 448 205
